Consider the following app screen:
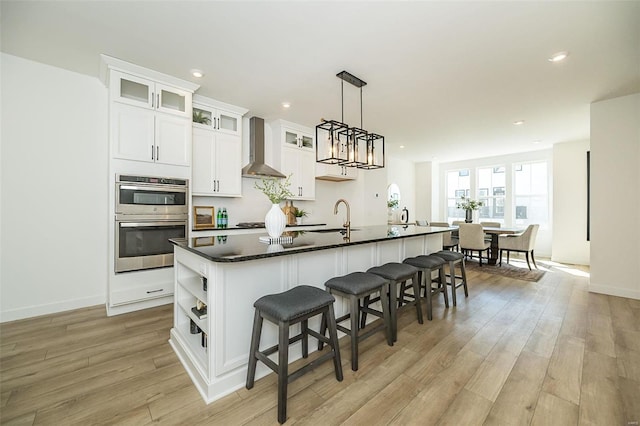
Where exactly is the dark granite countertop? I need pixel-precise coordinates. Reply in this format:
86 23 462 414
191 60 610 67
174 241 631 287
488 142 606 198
171 225 453 263
191 223 327 232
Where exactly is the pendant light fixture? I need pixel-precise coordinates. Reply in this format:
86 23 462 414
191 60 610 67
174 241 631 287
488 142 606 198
316 71 385 169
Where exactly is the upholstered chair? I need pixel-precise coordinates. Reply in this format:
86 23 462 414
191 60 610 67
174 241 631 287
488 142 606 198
430 221 458 251
480 222 501 242
458 223 491 266
498 224 540 270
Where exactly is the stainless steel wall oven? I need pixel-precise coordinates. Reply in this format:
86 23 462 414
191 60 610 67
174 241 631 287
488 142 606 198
115 174 188 273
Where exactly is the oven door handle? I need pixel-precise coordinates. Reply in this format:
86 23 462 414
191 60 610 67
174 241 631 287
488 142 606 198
118 184 186 193
119 221 186 228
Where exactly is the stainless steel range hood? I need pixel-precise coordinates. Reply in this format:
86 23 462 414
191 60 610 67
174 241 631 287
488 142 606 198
242 117 286 178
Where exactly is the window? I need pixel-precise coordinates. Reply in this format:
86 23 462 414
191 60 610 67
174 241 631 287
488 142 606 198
513 161 548 226
446 169 470 222
477 166 506 223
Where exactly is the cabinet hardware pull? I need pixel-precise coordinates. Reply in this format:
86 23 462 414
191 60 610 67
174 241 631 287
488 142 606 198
151 145 154 160
157 94 160 109
147 288 163 294
156 146 159 161
151 92 155 108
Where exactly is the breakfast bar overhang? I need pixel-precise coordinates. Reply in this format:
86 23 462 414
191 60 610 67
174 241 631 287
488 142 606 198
169 224 451 403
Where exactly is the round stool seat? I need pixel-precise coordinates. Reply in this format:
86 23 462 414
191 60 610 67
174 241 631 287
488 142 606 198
433 250 464 261
325 272 389 296
367 263 419 281
403 255 446 269
254 285 335 322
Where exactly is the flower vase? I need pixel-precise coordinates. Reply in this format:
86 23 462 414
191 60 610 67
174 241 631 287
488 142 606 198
465 209 473 223
265 203 286 238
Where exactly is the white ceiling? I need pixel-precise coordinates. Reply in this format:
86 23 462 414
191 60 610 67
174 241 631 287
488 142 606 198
2 1 639 163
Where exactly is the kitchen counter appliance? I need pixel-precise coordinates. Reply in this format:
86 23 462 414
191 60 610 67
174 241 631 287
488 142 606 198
115 174 188 273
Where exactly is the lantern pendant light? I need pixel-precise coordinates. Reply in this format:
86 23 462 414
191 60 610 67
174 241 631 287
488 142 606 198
315 71 385 169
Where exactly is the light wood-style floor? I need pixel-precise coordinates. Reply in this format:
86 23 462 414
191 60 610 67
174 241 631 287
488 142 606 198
1 259 639 425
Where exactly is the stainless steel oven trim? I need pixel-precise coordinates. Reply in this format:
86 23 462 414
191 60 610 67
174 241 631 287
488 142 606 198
115 181 188 216
115 218 187 273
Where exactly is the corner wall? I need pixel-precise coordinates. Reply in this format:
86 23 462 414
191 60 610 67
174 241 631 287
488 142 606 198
590 93 640 299
552 140 590 265
1 53 109 321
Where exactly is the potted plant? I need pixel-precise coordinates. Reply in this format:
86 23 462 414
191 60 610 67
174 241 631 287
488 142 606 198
254 175 294 238
293 208 308 225
193 109 211 125
456 195 484 223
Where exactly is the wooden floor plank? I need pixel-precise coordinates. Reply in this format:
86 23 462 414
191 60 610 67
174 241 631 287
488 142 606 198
1 260 637 426
530 391 579 426
542 334 585 405
484 351 550 425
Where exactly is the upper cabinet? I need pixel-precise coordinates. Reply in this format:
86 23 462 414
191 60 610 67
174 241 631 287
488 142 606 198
192 103 242 137
191 95 248 197
315 163 358 181
101 55 199 168
110 71 191 118
272 120 316 200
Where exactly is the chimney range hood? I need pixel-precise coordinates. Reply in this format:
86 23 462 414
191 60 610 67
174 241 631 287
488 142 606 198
242 117 286 179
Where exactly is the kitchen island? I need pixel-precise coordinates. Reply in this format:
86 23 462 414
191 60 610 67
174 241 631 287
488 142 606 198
169 224 452 403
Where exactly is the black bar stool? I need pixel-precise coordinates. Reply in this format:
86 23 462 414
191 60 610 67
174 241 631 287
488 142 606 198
366 263 422 342
402 255 449 320
321 272 393 371
246 285 343 424
432 250 468 306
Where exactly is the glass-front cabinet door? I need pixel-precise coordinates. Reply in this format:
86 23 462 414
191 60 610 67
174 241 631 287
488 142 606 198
111 71 190 118
192 104 241 137
112 71 153 108
284 129 314 151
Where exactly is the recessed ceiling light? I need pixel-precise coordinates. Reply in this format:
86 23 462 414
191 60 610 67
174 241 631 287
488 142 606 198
191 69 204 78
533 140 541 144
548 51 569 62
399 145 405 149
513 120 525 126
282 102 291 108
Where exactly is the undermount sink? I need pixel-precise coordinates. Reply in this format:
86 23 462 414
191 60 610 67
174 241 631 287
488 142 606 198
309 227 360 233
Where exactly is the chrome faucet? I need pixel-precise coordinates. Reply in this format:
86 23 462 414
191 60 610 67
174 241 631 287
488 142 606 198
334 198 351 239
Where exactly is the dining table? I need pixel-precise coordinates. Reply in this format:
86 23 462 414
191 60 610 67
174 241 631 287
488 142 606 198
479 226 524 265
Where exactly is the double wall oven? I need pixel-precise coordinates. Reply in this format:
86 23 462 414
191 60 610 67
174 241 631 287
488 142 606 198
115 174 188 273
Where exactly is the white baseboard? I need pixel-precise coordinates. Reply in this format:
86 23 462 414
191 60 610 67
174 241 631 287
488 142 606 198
0 294 106 323
589 282 640 300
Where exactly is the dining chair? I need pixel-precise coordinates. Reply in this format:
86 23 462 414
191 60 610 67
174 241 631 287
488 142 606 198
498 224 540 270
480 222 501 242
430 221 458 251
458 223 491 266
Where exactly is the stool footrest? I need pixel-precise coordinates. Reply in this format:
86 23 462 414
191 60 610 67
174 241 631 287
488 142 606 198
260 333 305 357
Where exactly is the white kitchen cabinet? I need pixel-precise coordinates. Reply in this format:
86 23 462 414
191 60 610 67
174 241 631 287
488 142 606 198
111 103 191 166
192 127 242 197
281 147 315 199
191 96 248 197
315 163 358 181
108 69 194 167
272 120 316 200
192 105 242 137
110 70 191 118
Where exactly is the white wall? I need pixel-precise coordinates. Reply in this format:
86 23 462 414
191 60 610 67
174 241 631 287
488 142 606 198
552 140 590 265
590 93 640 300
414 161 433 222
1 53 109 321
386 157 415 223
